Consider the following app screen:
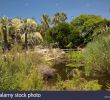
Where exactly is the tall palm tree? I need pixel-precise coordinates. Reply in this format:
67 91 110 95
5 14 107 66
52 12 67 25
60 12 67 22
0 17 11 52
12 18 23 43
21 18 37 50
41 14 51 30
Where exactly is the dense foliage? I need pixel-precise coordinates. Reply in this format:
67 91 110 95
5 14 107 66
84 30 110 77
43 14 110 49
0 13 110 50
0 51 43 90
0 13 110 91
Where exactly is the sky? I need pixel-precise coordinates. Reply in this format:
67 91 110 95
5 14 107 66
0 0 110 24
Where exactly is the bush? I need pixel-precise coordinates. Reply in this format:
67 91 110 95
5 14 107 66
83 80 102 91
0 52 43 90
65 51 84 68
56 78 81 90
56 78 101 91
83 31 110 77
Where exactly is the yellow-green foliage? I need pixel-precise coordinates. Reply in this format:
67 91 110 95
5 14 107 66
56 78 81 90
66 51 84 62
83 80 102 91
65 51 84 68
0 51 43 90
56 79 101 91
83 31 110 77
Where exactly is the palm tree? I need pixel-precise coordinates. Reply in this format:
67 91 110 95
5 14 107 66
0 17 11 53
52 12 67 25
21 19 29 50
60 12 67 22
21 18 37 50
12 18 23 43
41 14 51 30
52 13 60 25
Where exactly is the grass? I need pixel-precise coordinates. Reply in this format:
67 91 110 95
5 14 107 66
0 48 102 91
0 48 44 90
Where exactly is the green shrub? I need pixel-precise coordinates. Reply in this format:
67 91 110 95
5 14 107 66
0 52 43 90
66 51 84 62
83 31 110 77
56 78 101 91
56 78 82 90
65 51 84 68
83 80 102 91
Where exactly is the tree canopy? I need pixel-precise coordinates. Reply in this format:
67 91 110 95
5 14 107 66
0 13 110 50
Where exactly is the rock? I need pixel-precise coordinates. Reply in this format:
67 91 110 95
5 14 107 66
38 65 56 81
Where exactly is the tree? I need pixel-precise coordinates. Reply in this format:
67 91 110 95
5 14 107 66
41 14 51 30
67 28 83 48
12 18 23 43
21 32 43 49
20 18 38 50
40 14 51 38
70 14 105 45
0 17 12 52
49 22 70 48
93 19 110 38
52 12 67 25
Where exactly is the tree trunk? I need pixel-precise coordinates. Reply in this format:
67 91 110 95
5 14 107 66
25 32 28 50
2 25 8 53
